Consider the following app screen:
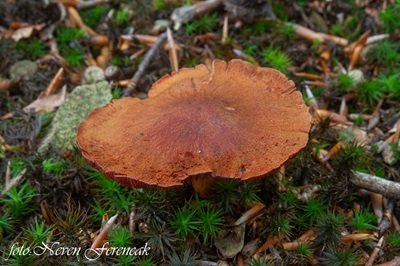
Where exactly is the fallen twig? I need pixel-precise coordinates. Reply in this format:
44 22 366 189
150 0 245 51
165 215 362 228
42 67 64 97
377 257 400 266
222 15 228 44
0 161 26 198
365 236 385 266
351 171 400 200
171 0 223 30
234 202 266 226
123 32 167 96
289 23 348 46
167 28 179 72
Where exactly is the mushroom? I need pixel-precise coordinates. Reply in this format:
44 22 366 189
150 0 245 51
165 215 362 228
77 59 311 196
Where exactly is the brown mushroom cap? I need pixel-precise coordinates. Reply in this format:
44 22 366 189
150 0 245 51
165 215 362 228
77 59 311 188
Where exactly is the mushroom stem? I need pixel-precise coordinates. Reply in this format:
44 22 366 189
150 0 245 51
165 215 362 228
190 174 218 198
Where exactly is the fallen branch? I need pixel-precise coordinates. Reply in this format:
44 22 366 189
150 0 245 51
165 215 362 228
365 236 385 266
123 32 168 97
0 161 26 198
167 28 179 71
377 257 400 266
171 0 223 30
351 171 400 200
289 23 348 46
234 202 266 226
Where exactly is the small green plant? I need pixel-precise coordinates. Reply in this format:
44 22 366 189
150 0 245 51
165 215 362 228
242 20 270 35
15 38 46 60
116 255 136 266
280 22 295 38
55 26 86 68
379 73 400 99
0 182 37 218
53 202 91 240
314 212 343 249
56 26 86 46
24 218 53 245
112 87 122 99
301 198 327 226
113 9 130 26
351 209 377 231
153 0 167 10
9 158 27 177
184 13 219 35
297 243 313 257
356 79 384 106
261 47 291 73
386 231 400 252
170 206 199 238
367 40 400 66
82 5 109 28
0 214 14 235
249 258 272 266
109 225 133 246
268 214 293 239
63 49 85 68
243 44 258 57
379 0 400 33
89 169 134 212
42 159 67 175
196 206 222 244
320 248 358 266
334 142 368 171
337 73 354 92
136 257 154 266
239 183 261 205
168 249 197 266
215 180 238 212
330 23 345 37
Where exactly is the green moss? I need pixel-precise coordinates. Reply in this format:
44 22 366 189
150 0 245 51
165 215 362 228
314 212 343 248
184 13 219 35
320 248 358 266
82 5 109 28
15 38 46 60
55 26 86 68
113 9 131 26
109 225 133 246
0 182 37 219
380 0 400 33
42 159 67 175
170 205 199 238
367 40 400 67
386 231 400 252
357 79 384 106
153 0 167 10
55 26 86 46
242 20 270 35
337 73 354 92
24 218 53 245
351 209 377 231
268 214 294 238
261 47 291 73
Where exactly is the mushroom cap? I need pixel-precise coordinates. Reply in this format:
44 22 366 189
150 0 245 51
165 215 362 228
77 59 311 188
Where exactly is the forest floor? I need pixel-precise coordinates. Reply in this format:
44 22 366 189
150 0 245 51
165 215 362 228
1 0 400 265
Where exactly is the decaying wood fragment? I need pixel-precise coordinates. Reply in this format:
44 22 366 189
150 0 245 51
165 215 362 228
351 171 400 200
171 0 224 30
123 32 168 96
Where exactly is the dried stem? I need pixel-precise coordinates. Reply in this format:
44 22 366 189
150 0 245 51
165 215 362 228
351 171 400 200
171 0 223 30
123 32 168 97
167 28 179 72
